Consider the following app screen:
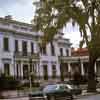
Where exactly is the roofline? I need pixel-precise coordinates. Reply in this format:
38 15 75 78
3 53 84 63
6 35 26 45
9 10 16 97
0 17 32 27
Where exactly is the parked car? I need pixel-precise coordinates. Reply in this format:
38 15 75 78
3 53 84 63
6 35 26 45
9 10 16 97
64 83 82 95
62 81 82 95
29 84 73 100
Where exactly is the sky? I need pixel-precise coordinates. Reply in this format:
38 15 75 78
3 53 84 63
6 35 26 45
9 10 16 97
0 0 81 48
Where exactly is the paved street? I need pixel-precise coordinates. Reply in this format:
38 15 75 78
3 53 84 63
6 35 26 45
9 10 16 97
76 94 100 100
0 94 100 100
0 97 29 100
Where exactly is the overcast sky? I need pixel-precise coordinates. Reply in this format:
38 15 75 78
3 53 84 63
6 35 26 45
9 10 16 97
0 0 35 22
0 0 81 47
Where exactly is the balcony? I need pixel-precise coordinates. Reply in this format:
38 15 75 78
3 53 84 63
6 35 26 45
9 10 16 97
14 52 39 59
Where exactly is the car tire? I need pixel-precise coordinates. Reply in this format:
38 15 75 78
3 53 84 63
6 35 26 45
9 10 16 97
48 95 55 100
71 95 73 100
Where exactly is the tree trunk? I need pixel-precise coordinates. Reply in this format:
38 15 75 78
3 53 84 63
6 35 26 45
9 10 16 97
87 55 97 92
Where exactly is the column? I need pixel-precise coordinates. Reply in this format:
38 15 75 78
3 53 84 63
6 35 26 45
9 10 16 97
19 40 22 52
27 41 31 53
34 62 37 75
56 62 61 80
10 57 15 76
81 61 84 75
94 62 97 73
37 63 40 77
39 63 43 79
10 63 15 76
34 43 38 53
68 62 71 72
18 62 21 79
20 61 23 79
35 63 37 76
36 62 40 77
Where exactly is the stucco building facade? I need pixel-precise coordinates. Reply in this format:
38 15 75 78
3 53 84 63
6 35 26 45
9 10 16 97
0 16 72 84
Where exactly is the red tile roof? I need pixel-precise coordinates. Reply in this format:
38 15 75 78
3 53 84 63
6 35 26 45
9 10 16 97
71 48 89 56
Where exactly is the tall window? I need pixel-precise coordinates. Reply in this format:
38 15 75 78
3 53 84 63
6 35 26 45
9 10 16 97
22 41 27 56
40 46 47 55
52 65 56 79
15 40 18 52
3 37 9 51
43 65 48 80
31 42 34 54
66 49 69 56
60 48 63 56
30 64 35 72
50 42 55 56
4 63 10 76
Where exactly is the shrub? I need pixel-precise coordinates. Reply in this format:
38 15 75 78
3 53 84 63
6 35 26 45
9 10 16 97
0 74 21 91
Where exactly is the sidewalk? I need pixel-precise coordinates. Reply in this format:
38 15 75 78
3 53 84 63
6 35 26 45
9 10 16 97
0 97 28 100
75 88 100 99
0 90 29 99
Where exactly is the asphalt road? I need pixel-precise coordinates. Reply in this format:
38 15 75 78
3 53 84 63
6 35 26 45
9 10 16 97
1 94 100 100
76 94 100 100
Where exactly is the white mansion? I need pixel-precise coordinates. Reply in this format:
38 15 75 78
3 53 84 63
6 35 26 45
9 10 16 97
0 16 72 83
0 16 100 84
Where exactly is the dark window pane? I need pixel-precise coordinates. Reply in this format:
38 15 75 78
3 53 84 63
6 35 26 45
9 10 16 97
52 65 56 78
4 63 10 76
51 42 55 56
60 48 63 56
22 41 27 56
31 42 34 54
43 65 48 80
15 40 18 52
40 45 46 55
66 49 69 56
3 37 9 51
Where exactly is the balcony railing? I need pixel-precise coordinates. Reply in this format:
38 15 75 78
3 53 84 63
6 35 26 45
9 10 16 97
14 51 39 59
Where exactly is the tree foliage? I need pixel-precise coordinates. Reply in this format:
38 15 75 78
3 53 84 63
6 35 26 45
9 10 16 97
33 0 100 92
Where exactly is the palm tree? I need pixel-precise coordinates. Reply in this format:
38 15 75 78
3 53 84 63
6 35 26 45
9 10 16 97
32 0 100 92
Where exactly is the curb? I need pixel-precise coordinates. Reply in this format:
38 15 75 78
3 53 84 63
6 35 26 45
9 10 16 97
74 90 100 99
0 96 28 99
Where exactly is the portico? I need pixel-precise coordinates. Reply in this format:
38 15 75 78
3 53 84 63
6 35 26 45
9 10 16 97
59 55 98 80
